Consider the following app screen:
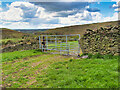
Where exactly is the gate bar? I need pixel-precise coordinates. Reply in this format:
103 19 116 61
39 34 81 56
40 34 80 37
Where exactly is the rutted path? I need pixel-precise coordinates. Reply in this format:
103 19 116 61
2 54 73 88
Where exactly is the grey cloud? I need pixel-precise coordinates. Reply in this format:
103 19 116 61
86 8 100 12
32 2 89 12
14 3 38 18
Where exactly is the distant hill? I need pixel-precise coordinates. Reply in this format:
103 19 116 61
0 28 29 39
1 21 119 39
14 29 48 33
43 20 120 36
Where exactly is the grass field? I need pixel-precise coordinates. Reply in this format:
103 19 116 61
1 49 118 88
38 57 118 88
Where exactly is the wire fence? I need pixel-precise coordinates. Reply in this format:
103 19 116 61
39 34 81 56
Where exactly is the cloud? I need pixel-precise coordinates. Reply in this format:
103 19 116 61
1 11 119 29
114 7 120 12
0 8 2 11
112 1 120 12
32 2 101 18
59 10 102 25
112 0 120 3
58 0 99 2
29 18 59 26
112 2 120 8
0 1 40 22
103 12 119 21
0 7 23 21
33 2 89 12
28 0 99 2
35 6 56 18
86 8 100 12
86 6 100 12
0 1 119 29
9 2 38 18
1 21 31 29
0 2 60 28
0 2 2 11
53 9 79 17
59 11 119 28
0 1 1 6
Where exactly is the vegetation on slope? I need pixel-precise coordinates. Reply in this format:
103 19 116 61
1 28 30 39
2 37 39 52
1 28 37 51
37 20 120 36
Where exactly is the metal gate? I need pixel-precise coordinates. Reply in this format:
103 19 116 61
39 34 81 56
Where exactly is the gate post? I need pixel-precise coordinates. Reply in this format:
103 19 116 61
42 36 46 52
66 35 69 55
39 36 41 50
46 35 48 51
60 42 62 55
78 34 81 57
55 36 57 50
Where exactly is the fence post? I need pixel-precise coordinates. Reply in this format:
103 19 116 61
39 36 41 50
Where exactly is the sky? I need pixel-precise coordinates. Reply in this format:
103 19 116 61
0 0 120 29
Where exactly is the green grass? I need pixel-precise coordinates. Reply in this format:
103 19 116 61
1 49 44 62
2 52 72 88
2 50 118 88
34 58 118 88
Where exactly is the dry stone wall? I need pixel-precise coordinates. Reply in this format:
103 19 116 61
80 25 119 55
2 38 39 53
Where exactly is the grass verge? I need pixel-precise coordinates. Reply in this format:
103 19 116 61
1 49 43 62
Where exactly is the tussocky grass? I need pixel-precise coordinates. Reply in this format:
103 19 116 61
32 57 118 88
